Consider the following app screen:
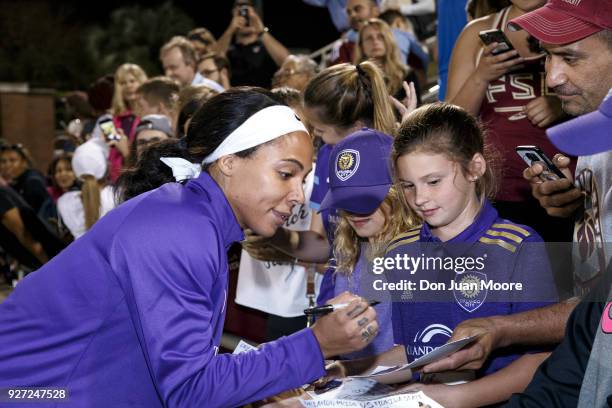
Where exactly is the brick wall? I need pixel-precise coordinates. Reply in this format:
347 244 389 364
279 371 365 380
0 90 56 174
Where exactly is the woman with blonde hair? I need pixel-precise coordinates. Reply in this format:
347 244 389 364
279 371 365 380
111 63 147 117
108 63 148 181
354 18 420 103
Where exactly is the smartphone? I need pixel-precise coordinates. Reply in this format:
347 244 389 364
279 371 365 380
515 145 566 181
99 118 121 142
479 29 515 55
239 5 250 26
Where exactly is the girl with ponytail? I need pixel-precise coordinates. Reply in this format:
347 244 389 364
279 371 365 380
304 61 396 139
57 138 115 239
265 61 404 305
0 87 378 407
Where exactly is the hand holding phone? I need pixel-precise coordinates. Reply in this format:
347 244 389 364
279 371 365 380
516 145 566 181
99 119 121 142
239 5 250 26
475 29 523 83
479 29 515 56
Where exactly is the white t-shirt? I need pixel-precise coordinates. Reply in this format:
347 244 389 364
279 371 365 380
573 152 612 295
236 167 322 317
57 185 116 239
191 72 225 93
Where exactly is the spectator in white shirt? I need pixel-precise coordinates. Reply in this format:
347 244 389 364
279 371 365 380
57 139 116 239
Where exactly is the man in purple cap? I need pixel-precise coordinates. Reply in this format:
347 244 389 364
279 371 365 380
417 0 612 400
502 89 612 407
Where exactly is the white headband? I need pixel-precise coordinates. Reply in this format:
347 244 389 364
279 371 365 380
160 105 307 182
202 105 308 164
160 157 201 182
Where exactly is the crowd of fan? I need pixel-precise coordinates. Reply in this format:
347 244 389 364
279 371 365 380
0 0 435 281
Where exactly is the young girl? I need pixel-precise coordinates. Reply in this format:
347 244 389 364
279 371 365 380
319 128 416 358
47 153 77 203
263 61 400 305
268 61 396 258
57 138 116 239
388 103 557 406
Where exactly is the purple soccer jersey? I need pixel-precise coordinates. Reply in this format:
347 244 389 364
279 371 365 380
0 172 326 407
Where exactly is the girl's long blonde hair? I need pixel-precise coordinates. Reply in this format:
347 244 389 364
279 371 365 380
81 175 102 230
111 63 147 115
333 186 417 275
354 19 408 97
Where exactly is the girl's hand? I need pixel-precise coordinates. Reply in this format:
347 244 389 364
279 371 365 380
108 128 130 158
474 43 524 84
523 95 565 128
390 81 418 126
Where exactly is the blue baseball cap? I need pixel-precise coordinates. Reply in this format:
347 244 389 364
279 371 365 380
319 128 394 214
547 88 612 156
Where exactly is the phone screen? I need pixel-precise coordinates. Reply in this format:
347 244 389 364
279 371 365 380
479 29 514 55
99 120 120 142
515 146 566 181
239 6 250 26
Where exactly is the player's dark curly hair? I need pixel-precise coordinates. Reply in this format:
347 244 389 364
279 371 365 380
115 87 282 202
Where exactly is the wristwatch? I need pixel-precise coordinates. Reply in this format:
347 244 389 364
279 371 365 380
258 26 269 39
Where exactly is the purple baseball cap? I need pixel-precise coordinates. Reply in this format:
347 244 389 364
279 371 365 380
546 88 612 156
319 128 394 214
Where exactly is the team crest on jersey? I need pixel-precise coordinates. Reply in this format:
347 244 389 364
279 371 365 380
453 272 487 313
335 149 360 181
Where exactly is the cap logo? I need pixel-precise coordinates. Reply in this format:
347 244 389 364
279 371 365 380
335 149 360 181
561 0 581 5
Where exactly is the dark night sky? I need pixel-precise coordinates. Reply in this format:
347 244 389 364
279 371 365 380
48 0 340 53
0 1 342 89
